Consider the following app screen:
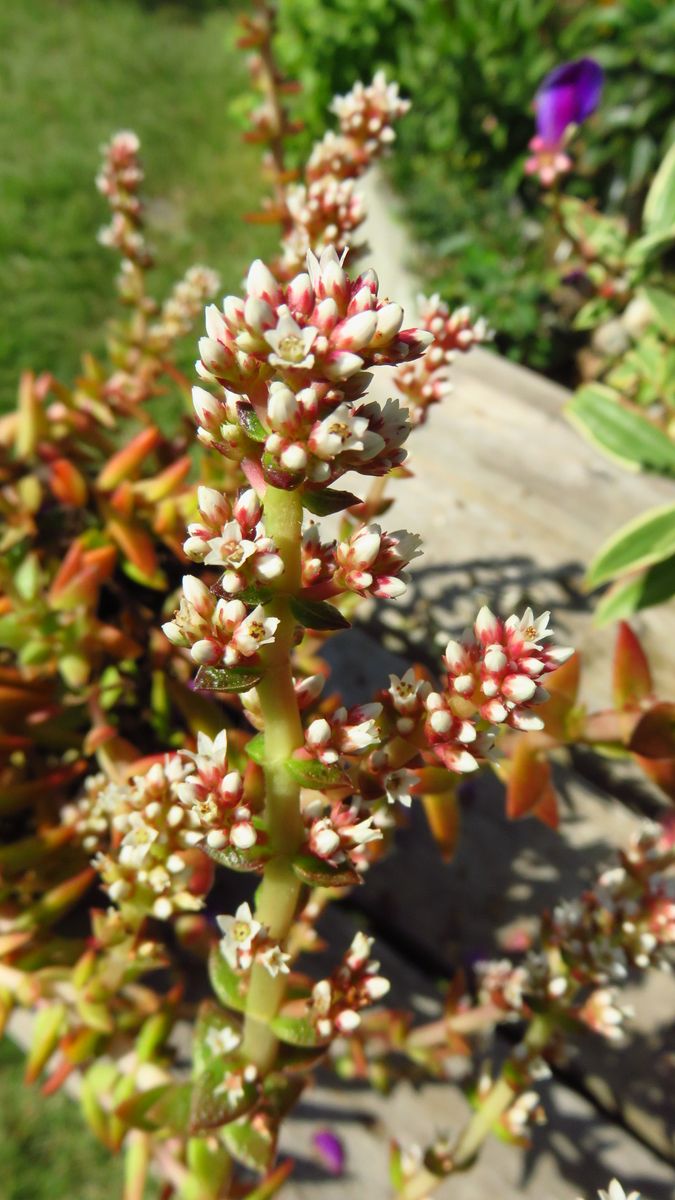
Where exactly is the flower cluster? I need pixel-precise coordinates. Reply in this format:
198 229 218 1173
177 729 258 853
335 524 422 599
303 796 382 869
182 486 283 593
301 521 422 600
309 73 409 182
92 758 209 921
162 575 278 667
62 772 130 855
282 177 366 274
302 703 381 767
477 822 674 1042
96 130 151 270
196 247 430 486
278 73 409 274
393 295 491 425
310 932 390 1038
147 265 220 353
422 607 573 773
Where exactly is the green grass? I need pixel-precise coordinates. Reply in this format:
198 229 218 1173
0 0 277 409
0 1036 139 1200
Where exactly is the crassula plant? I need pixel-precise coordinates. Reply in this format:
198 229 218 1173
1 7 674 1200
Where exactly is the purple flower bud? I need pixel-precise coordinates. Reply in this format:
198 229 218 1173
535 58 604 149
312 1129 346 1176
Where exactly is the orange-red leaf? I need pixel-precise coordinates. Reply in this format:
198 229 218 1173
421 788 460 861
613 621 652 710
97 427 162 490
505 739 558 826
629 702 675 758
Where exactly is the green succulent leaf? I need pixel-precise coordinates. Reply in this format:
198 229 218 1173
205 842 269 872
236 402 268 442
275 1041 329 1073
193 1002 242 1077
292 852 361 887
208 947 248 1012
302 487 361 515
567 384 675 476
643 140 675 238
641 286 675 338
594 553 675 624
587 502 675 588
195 665 264 693
289 596 350 631
285 756 347 788
269 1010 330 1047
245 732 266 764
190 1058 258 1132
117 1083 192 1133
222 1116 277 1171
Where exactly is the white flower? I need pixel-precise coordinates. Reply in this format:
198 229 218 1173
264 311 318 369
388 668 427 713
118 812 159 868
202 523 256 569
230 605 279 658
310 403 369 460
505 606 553 646
217 902 263 968
258 945 292 978
346 814 382 847
588 1183 641 1200
384 768 417 807
184 728 229 772
205 1025 241 1056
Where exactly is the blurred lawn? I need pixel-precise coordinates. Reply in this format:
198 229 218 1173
0 1036 150 1200
0 0 277 410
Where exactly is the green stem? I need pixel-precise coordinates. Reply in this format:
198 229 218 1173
241 486 305 1072
399 1014 553 1200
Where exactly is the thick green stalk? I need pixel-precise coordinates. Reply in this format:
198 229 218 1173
241 485 305 1071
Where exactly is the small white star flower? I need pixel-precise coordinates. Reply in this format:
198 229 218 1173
265 312 318 369
384 768 418 807
258 944 292 978
118 813 159 868
205 1025 241 1056
217 902 263 968
595 1183 641 1200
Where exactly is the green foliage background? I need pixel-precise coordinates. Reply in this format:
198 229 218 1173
0 0 276 410
276 0 675 378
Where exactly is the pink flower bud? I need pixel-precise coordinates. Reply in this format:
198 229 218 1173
334 310 378 351
502 674 537 702
247 259 282 303
183 575 213 616
475 605 501 644
205 304 227 339
324 350 363 380
233 489 262 530
191 639 221 665
192 386 222 427
307 718 332 747
197 486 230 527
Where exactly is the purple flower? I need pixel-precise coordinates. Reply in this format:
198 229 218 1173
312 1129 346 1176
525 57 603 186
535 58 604 150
